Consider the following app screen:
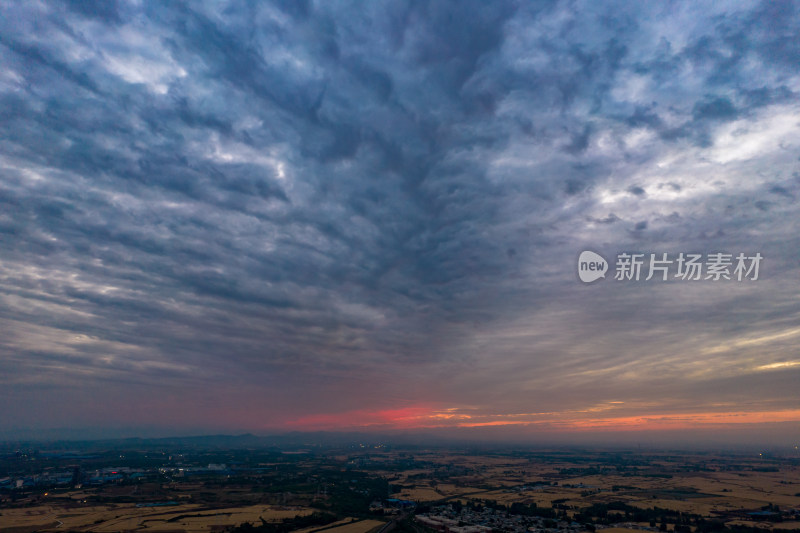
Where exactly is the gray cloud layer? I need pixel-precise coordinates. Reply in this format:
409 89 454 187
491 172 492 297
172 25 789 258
1 0 799 439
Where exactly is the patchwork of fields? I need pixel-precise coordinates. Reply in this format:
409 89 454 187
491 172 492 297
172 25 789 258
1 447 798 532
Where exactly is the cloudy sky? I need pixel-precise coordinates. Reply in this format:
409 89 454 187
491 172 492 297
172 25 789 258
1 0 799 444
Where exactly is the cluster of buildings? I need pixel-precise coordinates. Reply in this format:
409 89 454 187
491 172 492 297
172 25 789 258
416 513 493 533
369 498 416 514
0 469 78 489
417 504 666 533
417 504 592 533
0 463 235 491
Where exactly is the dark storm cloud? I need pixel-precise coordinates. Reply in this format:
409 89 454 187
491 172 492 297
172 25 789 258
1 0 799 437
64 0 124 23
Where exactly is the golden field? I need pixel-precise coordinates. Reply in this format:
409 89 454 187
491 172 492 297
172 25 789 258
0 503 312 533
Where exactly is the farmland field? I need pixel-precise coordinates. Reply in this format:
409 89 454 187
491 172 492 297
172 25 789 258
0 503 313 533
1 445 798 532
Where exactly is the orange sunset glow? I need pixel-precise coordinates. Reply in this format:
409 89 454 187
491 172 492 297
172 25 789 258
285 406 800 434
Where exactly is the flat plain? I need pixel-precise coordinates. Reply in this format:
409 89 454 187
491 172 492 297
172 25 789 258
1 446 798 532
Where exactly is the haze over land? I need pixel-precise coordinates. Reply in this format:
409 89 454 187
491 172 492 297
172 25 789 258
2 443 800 533
1 1 799 443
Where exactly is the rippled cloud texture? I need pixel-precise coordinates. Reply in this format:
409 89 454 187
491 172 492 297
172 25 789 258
1 0 799 443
